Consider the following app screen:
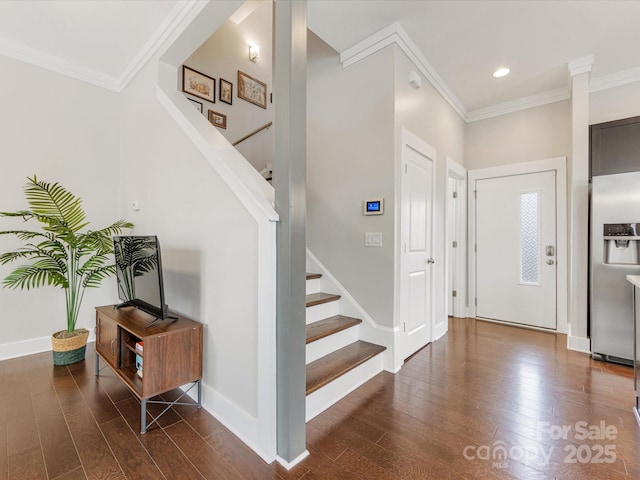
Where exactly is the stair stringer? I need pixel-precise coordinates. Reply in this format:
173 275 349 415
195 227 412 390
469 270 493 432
306 249 398 373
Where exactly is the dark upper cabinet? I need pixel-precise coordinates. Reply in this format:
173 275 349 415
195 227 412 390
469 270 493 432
590 116 640 177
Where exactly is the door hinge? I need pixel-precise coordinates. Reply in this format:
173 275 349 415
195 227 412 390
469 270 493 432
404 242 407 253
474 190 477 199
403 322 406 332
453 191 458 199
452 240 458 248
452 290 457 297
404 163 407 174
475 297 477 306
474 244 477 253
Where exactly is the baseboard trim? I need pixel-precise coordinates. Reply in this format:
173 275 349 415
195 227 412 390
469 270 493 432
0 331 97 362
276 450 310 470
180 382 274 464
433 320 448 341
567 335 591 354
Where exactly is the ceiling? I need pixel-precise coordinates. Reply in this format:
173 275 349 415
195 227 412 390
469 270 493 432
308 0 640 119
0 0 184 89
0 0 639 120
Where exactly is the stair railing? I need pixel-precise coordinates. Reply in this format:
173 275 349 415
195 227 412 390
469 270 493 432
232 121 273 146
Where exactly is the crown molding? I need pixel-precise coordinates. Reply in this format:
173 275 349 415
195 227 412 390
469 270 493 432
116 0 203 91
0 0 201 93
338 22 574 123
568 55 594 77
338 26 639 123
466 87 570 123
340 22 468 120
0 37 120 91
590 66 640 93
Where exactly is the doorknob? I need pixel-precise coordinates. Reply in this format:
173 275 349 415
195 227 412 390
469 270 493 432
546 259 554 265
427 258 435 264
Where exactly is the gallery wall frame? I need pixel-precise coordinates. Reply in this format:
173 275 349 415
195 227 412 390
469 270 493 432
208 109 227 129
183 66 215 103
187 97 203 113
220 78 233 105
238 70 267 109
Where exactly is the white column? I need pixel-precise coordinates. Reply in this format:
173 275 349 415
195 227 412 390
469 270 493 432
567 55 593 352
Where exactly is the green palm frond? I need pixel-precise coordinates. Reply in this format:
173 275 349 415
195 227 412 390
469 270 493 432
0 175 133 332
2 261 68 290
24 176 87 233
83 265 117 288
77 253 109 274
0 230 50 242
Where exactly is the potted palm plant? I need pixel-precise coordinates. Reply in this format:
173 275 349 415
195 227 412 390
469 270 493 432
0 176 133 365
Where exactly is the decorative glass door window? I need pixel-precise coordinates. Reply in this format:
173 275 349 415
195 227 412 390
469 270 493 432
520 191 540 284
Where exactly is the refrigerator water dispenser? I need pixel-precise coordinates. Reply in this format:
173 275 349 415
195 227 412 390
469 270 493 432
603 223 640 265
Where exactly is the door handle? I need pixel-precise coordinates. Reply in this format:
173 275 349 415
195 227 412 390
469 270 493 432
427 258 435 264
546 259 555 265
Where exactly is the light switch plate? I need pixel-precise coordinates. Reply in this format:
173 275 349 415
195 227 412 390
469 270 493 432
365 232 382 247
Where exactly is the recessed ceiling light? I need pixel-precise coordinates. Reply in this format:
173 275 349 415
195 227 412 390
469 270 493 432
493 67 510 78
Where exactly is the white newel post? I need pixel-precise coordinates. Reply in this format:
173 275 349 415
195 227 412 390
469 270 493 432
567 55 593 352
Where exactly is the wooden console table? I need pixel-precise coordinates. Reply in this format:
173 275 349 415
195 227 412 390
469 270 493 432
94 305 203 433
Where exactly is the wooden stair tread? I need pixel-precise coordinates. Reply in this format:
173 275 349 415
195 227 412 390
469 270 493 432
306 341 386 395
306 315 362 344
306 292 341 307
306 272 322 280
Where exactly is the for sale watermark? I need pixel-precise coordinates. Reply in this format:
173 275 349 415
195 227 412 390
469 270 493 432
462 421 618 469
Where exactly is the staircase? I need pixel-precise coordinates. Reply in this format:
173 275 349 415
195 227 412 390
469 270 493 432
305 272 386 421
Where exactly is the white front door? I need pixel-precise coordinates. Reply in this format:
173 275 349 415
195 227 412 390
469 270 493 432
475 170 557 329
399 130 435 360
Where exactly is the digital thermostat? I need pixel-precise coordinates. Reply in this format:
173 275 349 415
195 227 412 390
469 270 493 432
364 198 384 215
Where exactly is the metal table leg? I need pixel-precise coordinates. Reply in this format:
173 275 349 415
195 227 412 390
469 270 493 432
141 398 148 434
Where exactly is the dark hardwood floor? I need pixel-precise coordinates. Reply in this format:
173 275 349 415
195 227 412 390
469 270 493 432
1 317 638 479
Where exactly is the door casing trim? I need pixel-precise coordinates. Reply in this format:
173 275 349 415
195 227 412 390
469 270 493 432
468 157 568 334
395 127 437 368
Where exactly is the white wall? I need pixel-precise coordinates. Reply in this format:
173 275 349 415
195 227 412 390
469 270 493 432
120 57 261 419
117 0 279 462
183 1 273 173
464 100 571 170
307 32 396 328
590 82 640 125
0 55 121 352
307 34 466 342
393 47 466 336
1 0 274 461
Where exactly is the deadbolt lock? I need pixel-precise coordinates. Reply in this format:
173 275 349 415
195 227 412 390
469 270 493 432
546 245 555 256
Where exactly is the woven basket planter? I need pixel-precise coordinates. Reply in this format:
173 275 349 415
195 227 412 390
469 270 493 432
51 328 90 366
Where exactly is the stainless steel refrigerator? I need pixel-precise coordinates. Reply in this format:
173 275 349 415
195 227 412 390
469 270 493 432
590 171 640 364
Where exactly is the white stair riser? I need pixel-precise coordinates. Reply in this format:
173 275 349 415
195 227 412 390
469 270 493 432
306 325 360 365
306 302 339 325
306 353 384 422
306 279 320 295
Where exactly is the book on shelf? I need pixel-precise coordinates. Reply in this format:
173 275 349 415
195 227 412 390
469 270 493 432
136 354 143 378
135 341 143 354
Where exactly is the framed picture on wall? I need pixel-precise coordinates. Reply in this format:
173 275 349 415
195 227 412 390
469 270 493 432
182 66 215 103
219 78 233 105
187 97 203 113
237 70 267 109
208 110 227 129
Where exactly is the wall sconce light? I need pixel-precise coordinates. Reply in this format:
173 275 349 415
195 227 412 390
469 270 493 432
249 44 260 62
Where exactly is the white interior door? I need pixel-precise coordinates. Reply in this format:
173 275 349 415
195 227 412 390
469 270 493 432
400 132 435 360
475 171 557 329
